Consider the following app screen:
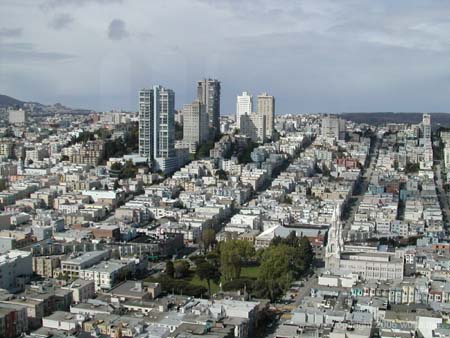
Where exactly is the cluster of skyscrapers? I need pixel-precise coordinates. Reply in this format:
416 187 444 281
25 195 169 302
236 91 275 143
181 79 221 153
138 80 276 174
138 79 221 173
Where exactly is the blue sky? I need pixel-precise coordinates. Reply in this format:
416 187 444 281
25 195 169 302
1 0 450 114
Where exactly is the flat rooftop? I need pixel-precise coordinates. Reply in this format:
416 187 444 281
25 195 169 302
61 250 108 265
85 260 127 273
0 250 30 264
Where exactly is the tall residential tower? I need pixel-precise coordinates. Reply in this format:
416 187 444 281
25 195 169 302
257 93 275 139
321 115 346 140
236 91 253 128
139 85 177 173
139 89 154 159
422 113 431 140
197 79 221 138
182 100 208 153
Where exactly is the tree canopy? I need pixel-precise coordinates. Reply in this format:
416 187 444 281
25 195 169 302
219 240 255 281
255 232 314 301
201 228 217 253
196 261 221 297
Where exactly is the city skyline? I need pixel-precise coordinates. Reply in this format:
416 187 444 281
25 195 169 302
2 0 450 113
2 1 450 337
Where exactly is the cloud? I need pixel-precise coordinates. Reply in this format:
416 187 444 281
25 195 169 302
0 28 23 38
107 19 129 41
48 13 74 30
41 0 123 9
4 0 450 112
0 42 75 62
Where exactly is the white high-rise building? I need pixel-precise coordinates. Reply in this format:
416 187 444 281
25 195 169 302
257 93 275 138
182 100 208 153
236 91 253 128
8 108 27 125
138 85 177 173
154 86 175 159
321 115 346 140
139 89 154 160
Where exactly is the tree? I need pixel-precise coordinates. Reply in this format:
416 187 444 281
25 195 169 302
120 161 138 179
404 162 420 174
110 161 138 179
165 261 175 278
219 240 255 281
216 169 228 180
271 129 280 142
260 235 314 301
196 140 215 159
205 251 220 267
257 244 298 301
175 122 183 140
174 260 190 278
283 195 293 204
201 228 217 253
296 236 314 274
110 162 123 171
237 142 257 164
196 261 221 297
123 124 139 153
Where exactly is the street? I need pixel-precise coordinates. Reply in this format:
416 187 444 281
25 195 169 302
293 273 318 307
433 162 450 230
342 135 381 238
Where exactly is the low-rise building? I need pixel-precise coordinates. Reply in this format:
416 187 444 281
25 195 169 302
79 259 133 291
60 250 110 278
0 250 33 292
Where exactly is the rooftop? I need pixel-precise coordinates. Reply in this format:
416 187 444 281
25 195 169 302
84 260 127 273
0 250 31 265
61 250 108 265
44 310 78 323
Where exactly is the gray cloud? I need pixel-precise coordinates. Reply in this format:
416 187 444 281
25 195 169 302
107 19 129 41
0 28 23 38
41 0 123 10
0 42 75 62
48 13 74 30
137 32 153 40
4 0 450 113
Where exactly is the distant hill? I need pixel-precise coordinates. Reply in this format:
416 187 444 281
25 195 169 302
341 112 450 128
0 94 24 108
0 94 93 115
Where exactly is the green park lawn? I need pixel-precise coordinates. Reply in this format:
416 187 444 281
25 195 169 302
189 274 220 294
240 266 260 278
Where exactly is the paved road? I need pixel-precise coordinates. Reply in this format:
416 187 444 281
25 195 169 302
434 162 450 229
342 136 381 239
293 273 318 307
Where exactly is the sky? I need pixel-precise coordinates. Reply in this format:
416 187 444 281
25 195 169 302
1 0 450 114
